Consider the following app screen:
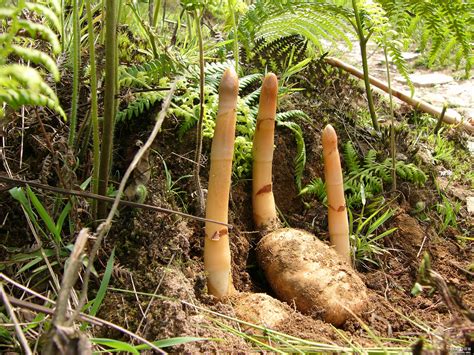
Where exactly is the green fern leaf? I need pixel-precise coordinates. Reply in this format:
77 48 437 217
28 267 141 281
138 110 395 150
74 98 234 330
276 110 310 123
17 19 60 54
11 45 59 81
300 177 326 202
25 2 61 33
363 150 378 167
239 73 263 91
116 92 164 122
242 87 261 106
177 115 197 140
277 120 306 191
257 8 350 51
343 142 361 173
0 88 65 118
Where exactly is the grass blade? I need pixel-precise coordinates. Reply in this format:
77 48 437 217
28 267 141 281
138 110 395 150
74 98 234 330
26 186 61 243
90 338 140 354
89 248 115 317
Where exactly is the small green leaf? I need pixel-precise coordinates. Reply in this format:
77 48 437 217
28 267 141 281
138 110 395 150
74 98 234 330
135 337 209 350
90 338 140 355
26 186 61 244
89 249 115 317
411 282 423 296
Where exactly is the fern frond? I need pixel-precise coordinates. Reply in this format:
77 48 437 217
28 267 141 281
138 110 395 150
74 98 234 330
25 2 61 33
0 2 64 120
276 110 310 123
116 92 164 122
395 162 427 185
201 61 236 93
300 177 326 202
257 8 351 51
119 57 174 88
277 120 306 191
440 2 473 74
386 40 413 95
254 35 308 72
341 141 427 208
363 150 378 167
17 19 60 54
239 73 263 91
343 142 360 173
177 114 197 140
439 37 458 67
242 87 261 107
204 60 234 77
11 45 59 81
0 88 65 118
361 173 383 195
380 0 473 75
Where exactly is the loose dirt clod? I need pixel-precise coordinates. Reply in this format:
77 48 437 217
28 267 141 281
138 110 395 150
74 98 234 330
231 292 290 330
257 228 368 326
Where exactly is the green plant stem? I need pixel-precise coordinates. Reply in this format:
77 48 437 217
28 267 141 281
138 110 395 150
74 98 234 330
434 105 447 134
60 0 65 51
193 10 205 216
228 0 239 74
128 2 159 59
383 47 396 191
153 0 161 27
352 0 379 131
86 0 100 217
162 0 167 28
68 0 81 146
148 0 154 25
97 0 118 219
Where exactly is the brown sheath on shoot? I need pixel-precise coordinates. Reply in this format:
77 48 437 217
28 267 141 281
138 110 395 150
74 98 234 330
252 73 279 230
322 124 351 265
204 67 239 298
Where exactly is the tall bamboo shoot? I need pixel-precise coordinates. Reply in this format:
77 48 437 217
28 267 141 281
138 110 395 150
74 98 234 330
204 68 239 298
322 124 351 264
252 73 279 230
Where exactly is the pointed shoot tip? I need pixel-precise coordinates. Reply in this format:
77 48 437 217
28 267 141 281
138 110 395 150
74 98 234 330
219 67 239 96
322 124 338 147
262 72 278 95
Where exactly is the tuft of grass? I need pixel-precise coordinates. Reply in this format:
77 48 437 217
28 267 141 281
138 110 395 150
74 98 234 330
435 194 460 234
350 202 398 268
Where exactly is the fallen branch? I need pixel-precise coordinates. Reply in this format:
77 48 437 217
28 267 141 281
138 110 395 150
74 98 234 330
325 57 474 133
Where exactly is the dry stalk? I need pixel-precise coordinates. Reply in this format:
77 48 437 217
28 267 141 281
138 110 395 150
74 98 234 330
43 229 91 354
0 283 33 355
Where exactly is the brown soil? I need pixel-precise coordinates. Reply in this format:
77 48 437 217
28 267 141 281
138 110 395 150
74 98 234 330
1 61 472 353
